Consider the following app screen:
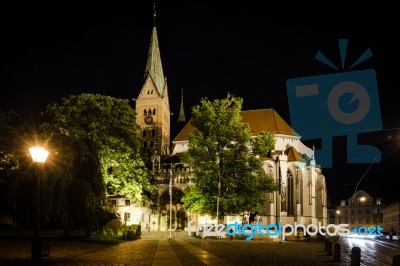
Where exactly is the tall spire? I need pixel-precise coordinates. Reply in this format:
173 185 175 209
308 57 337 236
153 1 156 26
178 88 186 123
145 2 166 96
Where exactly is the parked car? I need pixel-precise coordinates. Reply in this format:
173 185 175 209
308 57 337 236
386 233 399 241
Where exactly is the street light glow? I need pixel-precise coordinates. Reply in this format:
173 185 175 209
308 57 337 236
29 146 48 263
29 147 49 163
359 196 366 202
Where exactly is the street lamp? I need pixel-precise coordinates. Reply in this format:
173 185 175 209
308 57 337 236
123 207 128 238
29 146 49 263
151 209 156 232
216 157 222 232
336 210 341 224
169 164 173 239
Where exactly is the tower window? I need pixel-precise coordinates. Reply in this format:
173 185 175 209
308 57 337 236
151 90 153 94
152 129 156 136
143 130 146 137
147 91 150 94
144 109 147 116
143 142 147 149
153 108 156 115
150 141 154 148
148 109 152 115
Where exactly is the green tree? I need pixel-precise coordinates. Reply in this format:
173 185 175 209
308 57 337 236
0 111 25 181
182 94 278 216
40 93 155 233
0 110 27 220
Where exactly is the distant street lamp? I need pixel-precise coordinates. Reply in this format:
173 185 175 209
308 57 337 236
123 207 128 237
336 210 341 224
216 156 222 232
169 164 173 239
151 209 156 232
29 146 49 263
216 169 221 227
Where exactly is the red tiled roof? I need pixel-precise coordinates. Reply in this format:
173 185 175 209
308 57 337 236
173 108 299 142
285 146 306 162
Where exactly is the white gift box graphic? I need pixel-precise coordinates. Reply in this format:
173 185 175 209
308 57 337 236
286 40 382 168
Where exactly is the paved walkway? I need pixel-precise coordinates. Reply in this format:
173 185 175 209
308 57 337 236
0 237 350 265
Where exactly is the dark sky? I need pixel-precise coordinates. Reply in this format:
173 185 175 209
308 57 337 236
1 2 399 205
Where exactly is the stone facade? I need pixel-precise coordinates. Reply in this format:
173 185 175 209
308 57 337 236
383 202 400 233
335 190 384 229
124 21 328 233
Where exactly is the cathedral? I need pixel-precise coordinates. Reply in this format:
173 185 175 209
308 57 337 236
110 11 328 235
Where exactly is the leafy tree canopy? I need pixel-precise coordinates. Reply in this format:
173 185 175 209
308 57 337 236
41 93 155 203
182 94 278 216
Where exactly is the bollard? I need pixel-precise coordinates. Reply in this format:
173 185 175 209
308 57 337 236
333 243 340 261
393 255 400 266
327 240 333 255
351 247 361 266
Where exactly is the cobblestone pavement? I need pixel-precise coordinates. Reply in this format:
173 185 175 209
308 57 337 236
184 239 348 266
0 239 158 265
169 239 205 265
0 238 352 266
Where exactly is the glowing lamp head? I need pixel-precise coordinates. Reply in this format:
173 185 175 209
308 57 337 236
359 196 366 202
29 147 49 163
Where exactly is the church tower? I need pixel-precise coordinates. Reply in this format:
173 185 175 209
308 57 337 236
177 88 186 123
135 5 170 159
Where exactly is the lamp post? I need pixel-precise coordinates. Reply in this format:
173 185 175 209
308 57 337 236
123 207 128 238
215 156 222 232
216 169 221 227
169 164 173 239
29 146 49 263
336 210 341 224
151 209 156 232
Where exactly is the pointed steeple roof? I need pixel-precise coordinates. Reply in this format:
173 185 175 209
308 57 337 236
145 16 166 96
178 88 186 123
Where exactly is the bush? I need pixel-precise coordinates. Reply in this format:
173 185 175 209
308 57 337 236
125 225 141 240
105 219 122 236
133 225 141 239
126 230 135 240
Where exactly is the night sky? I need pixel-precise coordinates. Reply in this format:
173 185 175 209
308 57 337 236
1 2 399 205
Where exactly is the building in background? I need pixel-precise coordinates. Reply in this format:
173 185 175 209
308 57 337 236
335 190 384 229
383 202 400 233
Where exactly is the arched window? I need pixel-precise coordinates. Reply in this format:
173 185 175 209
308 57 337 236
148 109 152 115
150 141 154 148
143 130 146 137
296 169 303 215
144 109 147 116
153 108 156 115
152 129 156 136
287 172 294 216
